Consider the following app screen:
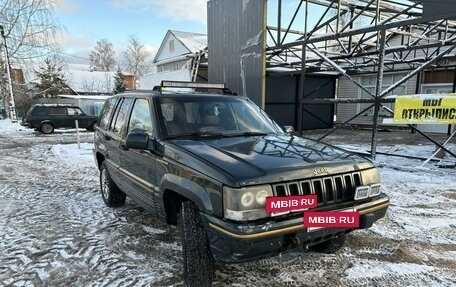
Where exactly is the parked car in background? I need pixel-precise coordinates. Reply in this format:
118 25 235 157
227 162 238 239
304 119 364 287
21 104 99 134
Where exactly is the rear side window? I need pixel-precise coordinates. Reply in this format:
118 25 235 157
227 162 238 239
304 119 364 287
32 107 48 116
50 107 66 115
111 98 133 136
128 99 153 137
99 97 117 129
67 107 84 116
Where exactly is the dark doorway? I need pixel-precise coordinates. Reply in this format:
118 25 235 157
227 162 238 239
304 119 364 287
265 73 336 130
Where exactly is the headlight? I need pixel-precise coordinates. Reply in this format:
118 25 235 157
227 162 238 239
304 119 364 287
355 168 382 200
256 190 269 205
241 192 255 207
369 183 381 197
354 184 382 200
223 185 273 221
354 186 369 200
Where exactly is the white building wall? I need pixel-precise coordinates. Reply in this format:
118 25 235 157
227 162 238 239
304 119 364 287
156 59 190 72
155 34 190 62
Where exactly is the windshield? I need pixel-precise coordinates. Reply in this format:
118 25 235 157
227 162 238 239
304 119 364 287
156 96 282 139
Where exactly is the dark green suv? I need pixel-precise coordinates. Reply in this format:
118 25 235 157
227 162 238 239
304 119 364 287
93 83 389 286
21 104 99 134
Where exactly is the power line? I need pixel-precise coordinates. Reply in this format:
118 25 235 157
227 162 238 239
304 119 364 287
53 49 91 61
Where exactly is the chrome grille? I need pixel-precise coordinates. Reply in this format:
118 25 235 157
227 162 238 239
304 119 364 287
271 172 362 206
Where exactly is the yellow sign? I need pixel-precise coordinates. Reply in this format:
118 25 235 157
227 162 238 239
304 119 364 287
394 94 456 124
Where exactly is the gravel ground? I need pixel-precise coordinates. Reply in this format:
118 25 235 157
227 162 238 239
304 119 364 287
0 124 455 287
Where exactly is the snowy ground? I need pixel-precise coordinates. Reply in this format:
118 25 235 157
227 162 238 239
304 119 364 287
0 120 455 287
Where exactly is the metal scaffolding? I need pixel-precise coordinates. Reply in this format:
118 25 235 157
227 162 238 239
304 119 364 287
265 0 456 160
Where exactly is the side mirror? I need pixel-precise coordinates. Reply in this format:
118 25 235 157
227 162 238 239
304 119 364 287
125 132 149 150
283 125 294 135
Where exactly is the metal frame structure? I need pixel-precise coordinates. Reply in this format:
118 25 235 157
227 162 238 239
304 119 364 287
265 0 456 160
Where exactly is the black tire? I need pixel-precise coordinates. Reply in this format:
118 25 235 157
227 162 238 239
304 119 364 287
40 122 54 134
180 201 214 287
99 162 126 207
87 121 98 131
310 234 346 253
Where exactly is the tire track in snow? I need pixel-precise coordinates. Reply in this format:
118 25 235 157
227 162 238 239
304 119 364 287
1 131 456 287
0 138 181 286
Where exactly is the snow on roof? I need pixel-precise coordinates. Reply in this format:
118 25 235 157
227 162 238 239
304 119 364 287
66 63 91 71
66 69 115 94
138 69 190 90
170 30 207 53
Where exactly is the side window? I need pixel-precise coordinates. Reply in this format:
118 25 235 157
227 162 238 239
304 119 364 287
128 99 153 137
50 107 66 115
99 98 117 129
32 107 48 116
67 107 83 115
169 39 175 52
110 99 123 132
111 98 133 136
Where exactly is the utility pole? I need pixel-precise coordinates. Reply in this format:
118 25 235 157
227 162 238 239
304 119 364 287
0 25 17 120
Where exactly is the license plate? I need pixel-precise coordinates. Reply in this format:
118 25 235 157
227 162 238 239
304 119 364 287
306 208 355 232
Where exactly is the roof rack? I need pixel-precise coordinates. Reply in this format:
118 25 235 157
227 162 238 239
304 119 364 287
153 80 236 95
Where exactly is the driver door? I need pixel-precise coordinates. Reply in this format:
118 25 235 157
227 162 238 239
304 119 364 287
120 98 159 216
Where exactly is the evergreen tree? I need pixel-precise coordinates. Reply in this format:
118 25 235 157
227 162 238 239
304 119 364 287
113 70 126 94
33 58 71 98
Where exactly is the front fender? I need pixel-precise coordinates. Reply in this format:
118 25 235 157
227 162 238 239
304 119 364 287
160 174 214 214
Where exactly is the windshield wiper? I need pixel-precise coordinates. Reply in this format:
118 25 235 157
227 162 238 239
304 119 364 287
167 130 223 140
224 131 269 137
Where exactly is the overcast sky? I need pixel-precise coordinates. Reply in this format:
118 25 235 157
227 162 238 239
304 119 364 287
54 0 207 62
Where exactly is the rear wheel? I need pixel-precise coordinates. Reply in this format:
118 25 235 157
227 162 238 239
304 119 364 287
40 122 54 134
100 162 126 207
180 201 214 287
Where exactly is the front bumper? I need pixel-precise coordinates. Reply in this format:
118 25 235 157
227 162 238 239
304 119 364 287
201 194 389 263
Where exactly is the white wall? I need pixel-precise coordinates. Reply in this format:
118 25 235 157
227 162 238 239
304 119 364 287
155 33 190 62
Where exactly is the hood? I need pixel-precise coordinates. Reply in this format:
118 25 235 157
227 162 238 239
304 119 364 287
170 135 373 186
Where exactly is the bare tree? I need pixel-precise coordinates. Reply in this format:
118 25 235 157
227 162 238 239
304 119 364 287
89 39 116 72
123 35 153 79
0 0 60 61
79 73 113 95
0 0 61 118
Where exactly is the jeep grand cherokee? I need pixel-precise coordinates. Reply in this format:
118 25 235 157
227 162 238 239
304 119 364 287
93 82 389 287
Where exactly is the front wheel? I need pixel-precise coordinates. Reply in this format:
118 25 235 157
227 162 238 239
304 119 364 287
180 201 214 287
99 162 126 207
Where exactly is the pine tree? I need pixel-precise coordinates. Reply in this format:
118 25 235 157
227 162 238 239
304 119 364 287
113 70 126 94
33 58 71 98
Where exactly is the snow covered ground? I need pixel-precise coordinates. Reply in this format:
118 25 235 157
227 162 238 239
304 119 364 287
0 120 455 287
